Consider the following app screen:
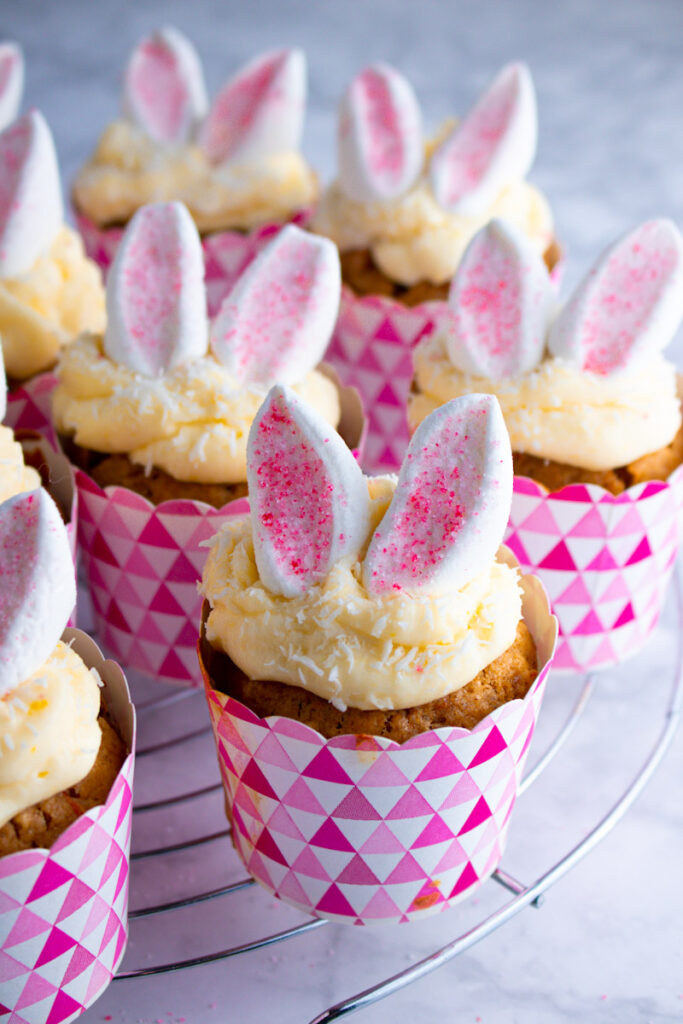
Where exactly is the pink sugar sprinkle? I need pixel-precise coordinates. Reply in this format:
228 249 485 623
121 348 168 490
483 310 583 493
439 66 516 207
354 68 403 182
253 393 334 584
129 38 188 142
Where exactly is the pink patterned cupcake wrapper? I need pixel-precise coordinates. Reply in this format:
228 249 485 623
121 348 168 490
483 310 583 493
5 374 60 450
0 630 136 1024
505 465 683 672
326 257 565 476
73 209 312 318
203 564 557 925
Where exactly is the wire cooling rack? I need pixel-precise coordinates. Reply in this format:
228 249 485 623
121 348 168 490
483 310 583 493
102 570 683 1023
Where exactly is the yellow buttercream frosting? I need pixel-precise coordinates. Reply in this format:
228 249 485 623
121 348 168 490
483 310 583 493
53 333 341 484
0 642 102 828
0 425 41 502
0 226 106 381
409 331 682 471
73 121 318 233
202 477 522 710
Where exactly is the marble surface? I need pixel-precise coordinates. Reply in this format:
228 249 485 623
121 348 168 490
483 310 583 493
4 0 683 1021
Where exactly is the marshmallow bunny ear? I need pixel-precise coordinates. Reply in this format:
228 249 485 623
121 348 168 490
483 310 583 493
363 394 512 597
210 224 340 387
0 109 63 277
446 219 552 378
247 385 370 598
430 62 537 216
123 26 207 144
201 48 306 165
337 63 423 203
547 219 683 375
0 488 76 697
0 42 24 132
104 201 208 377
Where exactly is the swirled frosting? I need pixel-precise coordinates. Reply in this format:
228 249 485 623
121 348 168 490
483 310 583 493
409 331 682 471
202 476 522 710
311 129 553 288
0 641 102 828
0 226 106 381
0 426 40 502
53 333 341 484
73 121 318 233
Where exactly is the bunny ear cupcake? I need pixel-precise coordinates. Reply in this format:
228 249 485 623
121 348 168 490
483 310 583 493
0 110 105 383
54 205 364 685
200 389 556 923
0 488 135 1017
313 60 560 474
410 217 683 671
72 30 318 307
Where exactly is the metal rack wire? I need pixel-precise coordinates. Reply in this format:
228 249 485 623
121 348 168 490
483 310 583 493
110 569 683 1022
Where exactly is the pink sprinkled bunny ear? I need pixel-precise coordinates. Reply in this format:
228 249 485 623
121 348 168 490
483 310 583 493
247 385 370 598
0 42 23 132
0 109 63 277
210 224 340 387
123 26 207 144
201 48 306 165
547 219 683 375
104 201 208 377
446 219 552 378
0 488 76 696
430 62 537 216
337 63 423 203
363 394 512 596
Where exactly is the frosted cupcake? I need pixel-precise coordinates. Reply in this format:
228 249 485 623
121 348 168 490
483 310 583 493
0 110 105 384
409 217 683 670
201 387 556 922
73 27 317 298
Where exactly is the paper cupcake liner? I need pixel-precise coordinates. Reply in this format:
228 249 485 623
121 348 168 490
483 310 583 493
0 629 136 1024
202 558 557 925
4 373 60 449
75 370 365 687
326 255 565 476
73 209 312 318
505 463 683 672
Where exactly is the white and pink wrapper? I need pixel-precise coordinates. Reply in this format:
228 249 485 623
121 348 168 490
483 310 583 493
202 562 556 925
0 629 135 1024
73 208 312 318
505 463 683 672
4 373 60 450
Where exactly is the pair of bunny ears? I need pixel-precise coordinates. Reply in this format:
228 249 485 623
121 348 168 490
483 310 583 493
123 27 305 165
338 61 536 215
446 217 683 379
0 108 63 277
247 386 512 600
0 488 76 698
104 202 341 382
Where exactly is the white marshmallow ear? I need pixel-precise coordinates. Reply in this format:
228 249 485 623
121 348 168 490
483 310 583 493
547 219 683 375
430 62 537 216
210 224 340 387
337 63 423 203
0 42 24 132
0 110 63 277
247 385 370 598
447 219 552 378
0 488 76 696
201 48 306 165
123 26 207 144
363 394 512 597
104 201 208 377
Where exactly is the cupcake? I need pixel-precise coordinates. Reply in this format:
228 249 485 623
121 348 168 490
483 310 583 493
0 41 23 132
312 61 559 472
409 217 683 670
201 387 556 923
54 202 364 685
0 110 105 385
72 27 318 309
0 487 135 1020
